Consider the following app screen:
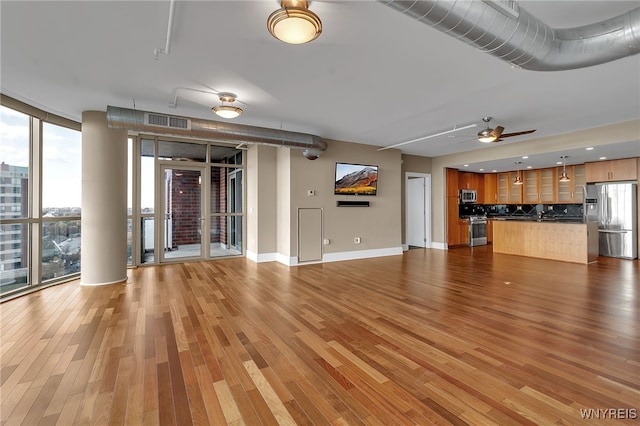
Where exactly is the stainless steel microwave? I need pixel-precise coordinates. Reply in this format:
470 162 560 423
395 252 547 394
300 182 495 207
459 189 477 203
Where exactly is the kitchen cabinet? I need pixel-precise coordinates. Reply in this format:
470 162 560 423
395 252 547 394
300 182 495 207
446 168 459 197
484 173 497 204
497 173 509 203
509 172 523 203
459 172 483 190
446 195 460 246
497 172 523 204
585 158 637 182
458 218 470 246
557 164 585 203
524 168 556 204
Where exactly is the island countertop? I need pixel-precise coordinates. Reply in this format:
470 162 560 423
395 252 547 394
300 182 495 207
492 219 599 264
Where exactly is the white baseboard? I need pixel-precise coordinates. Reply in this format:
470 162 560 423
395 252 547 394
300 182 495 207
277 253 298 266
248 247 405 265
246 251 277 263
431 241 447 250
322 246 403 263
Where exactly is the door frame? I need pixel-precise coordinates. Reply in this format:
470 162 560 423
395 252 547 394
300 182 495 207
158 163 208 263
405 172 432 249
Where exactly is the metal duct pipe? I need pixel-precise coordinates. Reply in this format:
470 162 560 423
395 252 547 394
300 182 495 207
378 1 640 71
106 106 327 160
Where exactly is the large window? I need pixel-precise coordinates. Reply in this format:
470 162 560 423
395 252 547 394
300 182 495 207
0 103 81 297
42 122 82 280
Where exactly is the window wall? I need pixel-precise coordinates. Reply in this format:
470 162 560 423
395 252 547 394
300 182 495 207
0 103 82 297
132 136 244 265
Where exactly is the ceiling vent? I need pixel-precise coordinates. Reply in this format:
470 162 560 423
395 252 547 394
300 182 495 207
144 112 191 130
107 106 327 160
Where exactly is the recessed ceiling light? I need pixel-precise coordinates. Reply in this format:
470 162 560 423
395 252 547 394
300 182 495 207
522 155 528 159
526 166 532 169
556 161 562 165
586 147 594 150
479 168 484 171
600 156 607 160
492 170 497 173
463 164 469 167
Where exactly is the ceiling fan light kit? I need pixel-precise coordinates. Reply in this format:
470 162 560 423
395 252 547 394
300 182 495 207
477 116 536 143
267 0 322 44
212 92 243 119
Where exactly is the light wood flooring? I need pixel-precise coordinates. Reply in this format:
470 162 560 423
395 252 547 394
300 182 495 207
1 246 639 425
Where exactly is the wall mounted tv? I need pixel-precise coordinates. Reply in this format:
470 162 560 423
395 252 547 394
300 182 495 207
334 162 378 196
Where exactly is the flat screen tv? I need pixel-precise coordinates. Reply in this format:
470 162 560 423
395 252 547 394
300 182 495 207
334 162 378 196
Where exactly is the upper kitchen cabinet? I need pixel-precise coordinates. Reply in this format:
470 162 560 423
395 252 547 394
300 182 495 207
446 168 459 197
497 172 523 204
585 158 638 182
459 172 483 190
524 168 556 204
484 173 497 204
557 164 586 203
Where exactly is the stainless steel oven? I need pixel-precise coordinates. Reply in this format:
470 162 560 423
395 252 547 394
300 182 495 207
469 216 487 246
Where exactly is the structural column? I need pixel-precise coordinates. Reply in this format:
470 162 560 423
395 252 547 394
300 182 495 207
80 111 128 285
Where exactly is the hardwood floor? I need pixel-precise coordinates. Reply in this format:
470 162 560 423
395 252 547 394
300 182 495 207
1 247 638 425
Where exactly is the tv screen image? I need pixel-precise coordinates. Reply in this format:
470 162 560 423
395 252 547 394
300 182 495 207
334 163 378 196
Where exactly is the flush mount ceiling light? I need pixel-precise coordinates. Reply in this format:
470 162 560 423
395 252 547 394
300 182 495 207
559 155 571 182
212 93 243 119
267 0 322 44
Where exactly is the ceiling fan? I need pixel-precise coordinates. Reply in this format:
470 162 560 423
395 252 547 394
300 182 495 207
476 116 536 143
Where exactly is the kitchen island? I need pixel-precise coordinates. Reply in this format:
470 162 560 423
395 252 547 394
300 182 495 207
492 218 599 264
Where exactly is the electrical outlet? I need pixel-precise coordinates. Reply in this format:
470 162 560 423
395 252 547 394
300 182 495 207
354 237 361 244
323 239 330 245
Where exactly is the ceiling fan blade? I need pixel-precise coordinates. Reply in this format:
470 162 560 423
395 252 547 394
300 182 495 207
499 129 536 138
490 126 504 139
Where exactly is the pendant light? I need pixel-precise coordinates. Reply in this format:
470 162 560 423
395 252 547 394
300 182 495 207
267 0 322 44
212 93 243 119
559 155 571 182
513 161 523 185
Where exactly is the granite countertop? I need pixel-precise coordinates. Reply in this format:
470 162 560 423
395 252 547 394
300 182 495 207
491 216 588 224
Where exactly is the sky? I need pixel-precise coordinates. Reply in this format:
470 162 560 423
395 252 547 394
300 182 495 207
1 105 82 209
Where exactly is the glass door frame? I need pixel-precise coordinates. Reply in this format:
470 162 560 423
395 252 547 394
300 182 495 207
158 162 209 263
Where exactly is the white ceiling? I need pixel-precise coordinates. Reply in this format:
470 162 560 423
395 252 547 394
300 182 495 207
1 1 639 172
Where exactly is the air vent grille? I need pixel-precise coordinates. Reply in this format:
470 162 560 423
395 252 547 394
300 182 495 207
169 116 189 129
145 113 191 130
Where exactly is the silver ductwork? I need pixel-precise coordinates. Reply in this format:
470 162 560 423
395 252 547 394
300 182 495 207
378 1 640 71
106 105 327 160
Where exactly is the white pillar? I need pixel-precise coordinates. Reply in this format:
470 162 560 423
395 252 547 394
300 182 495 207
80 111 128 285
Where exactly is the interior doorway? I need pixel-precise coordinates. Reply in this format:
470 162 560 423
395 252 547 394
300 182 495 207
406 173 431 248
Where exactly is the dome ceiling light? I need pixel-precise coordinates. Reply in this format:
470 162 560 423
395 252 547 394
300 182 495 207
267 0 322 45
212 93 243 119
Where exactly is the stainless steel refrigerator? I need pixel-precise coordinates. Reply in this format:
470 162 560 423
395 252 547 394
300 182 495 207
585 183 638 259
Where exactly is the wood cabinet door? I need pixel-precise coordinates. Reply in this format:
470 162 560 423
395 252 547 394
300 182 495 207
497 173 509 203
459 219 470 245
509 172 523 203
446 196 460 246
540 168 555 203
446 168 459 197
585 161 609 182
611 158 637 181
484 174 497 204
523 170 540 203
572 164 586 203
